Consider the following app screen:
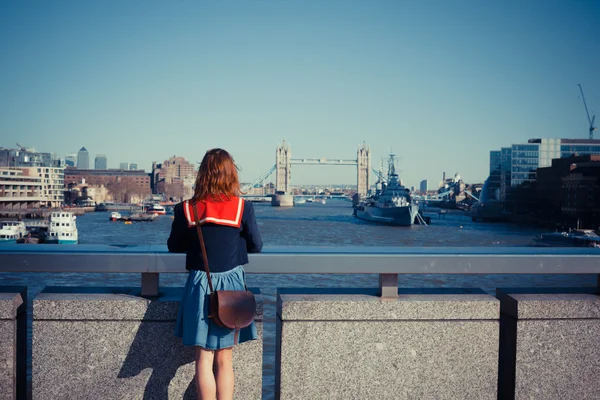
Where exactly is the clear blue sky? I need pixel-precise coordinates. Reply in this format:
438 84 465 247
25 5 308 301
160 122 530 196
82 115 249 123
1 0 598 187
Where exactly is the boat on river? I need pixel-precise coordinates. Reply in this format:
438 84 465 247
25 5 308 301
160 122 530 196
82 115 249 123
46 211 78 244
0 221 27 243
110 212 122 221
147 204 166 215
354 153 419 226
533 229 600 247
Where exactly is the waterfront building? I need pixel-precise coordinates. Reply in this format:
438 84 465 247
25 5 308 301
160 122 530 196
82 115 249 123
129 163 138 170
64 168 151 203
0 146 65 208
151 156 196 198
77 147 89 169
65 153 77 167
0 168 44 210
95 154 107 170
562 158 600 229
119 162 129 170
536 155 600 229
18 166 65 208
491 139 600 189
419 179 428 193
64 168 150 203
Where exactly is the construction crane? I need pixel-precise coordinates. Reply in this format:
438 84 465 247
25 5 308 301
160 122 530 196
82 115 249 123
577 84 597 140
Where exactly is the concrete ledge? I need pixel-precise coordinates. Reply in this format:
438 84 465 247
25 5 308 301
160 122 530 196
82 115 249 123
0 286 26 400
276 288 499 400
33 287 263 400
498 287 600 400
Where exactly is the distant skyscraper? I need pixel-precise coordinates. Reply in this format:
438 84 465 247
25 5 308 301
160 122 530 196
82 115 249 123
77 147 89 169
129 163 138 170
95 154 107 170
420 179 428 193
119 162 129 170
65 153 77 167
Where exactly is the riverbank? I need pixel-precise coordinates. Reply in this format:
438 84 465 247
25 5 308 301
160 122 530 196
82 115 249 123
0 207 94 219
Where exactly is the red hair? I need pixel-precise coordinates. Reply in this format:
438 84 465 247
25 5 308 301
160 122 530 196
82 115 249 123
193 148 242 201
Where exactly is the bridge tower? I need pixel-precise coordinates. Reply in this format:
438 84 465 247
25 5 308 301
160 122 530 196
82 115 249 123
357 143 371 196
276 141 292 193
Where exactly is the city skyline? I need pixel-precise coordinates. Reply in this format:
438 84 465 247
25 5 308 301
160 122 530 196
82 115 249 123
1 1 599 187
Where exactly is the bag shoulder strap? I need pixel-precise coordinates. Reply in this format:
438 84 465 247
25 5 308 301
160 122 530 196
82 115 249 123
192 201 214 293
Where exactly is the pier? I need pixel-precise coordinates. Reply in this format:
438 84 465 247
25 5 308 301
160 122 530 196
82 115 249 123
1 245 599 399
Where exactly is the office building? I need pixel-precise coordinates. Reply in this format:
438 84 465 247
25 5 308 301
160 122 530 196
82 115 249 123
95 154 107 170
491 138 600 189
77 147 89 169
119 162 129 170
129 163 138 170
65 153 77 167
419 179 428 193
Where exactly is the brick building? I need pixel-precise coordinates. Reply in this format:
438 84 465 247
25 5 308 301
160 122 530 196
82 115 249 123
151 156 196 200
64 168 151 203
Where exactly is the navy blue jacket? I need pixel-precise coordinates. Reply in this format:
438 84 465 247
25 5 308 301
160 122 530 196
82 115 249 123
167 200 263 272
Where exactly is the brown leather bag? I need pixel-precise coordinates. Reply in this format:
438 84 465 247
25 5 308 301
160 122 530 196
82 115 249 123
192 202 256 345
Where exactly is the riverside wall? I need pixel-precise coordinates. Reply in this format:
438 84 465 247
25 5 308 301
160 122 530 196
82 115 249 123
276 288 501 400
498 287 600 399
31 287 263 400
0 287 26 400
2 285 599 399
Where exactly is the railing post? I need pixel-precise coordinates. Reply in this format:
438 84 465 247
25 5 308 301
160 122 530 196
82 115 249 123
379 273 398 299
141 272 159 297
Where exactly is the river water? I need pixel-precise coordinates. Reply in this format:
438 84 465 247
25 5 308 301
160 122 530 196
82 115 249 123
1 200 596 398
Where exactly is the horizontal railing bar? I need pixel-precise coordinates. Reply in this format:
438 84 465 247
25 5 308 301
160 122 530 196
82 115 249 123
0 244 599 274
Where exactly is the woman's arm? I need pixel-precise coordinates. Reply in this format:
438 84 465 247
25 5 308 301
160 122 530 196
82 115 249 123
167 203 189 253
241 201 263 253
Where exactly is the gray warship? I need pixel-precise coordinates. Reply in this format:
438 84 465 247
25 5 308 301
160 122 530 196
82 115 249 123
354 153 419 226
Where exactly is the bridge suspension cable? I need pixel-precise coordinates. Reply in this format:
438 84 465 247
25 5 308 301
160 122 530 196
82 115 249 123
241 165 276 192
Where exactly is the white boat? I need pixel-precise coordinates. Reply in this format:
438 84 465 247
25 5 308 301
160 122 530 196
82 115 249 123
46 211 78 244
320 199 327 204
110 212 122 221
354 153 419 226
294 198 306 204
0 221 27 243
147 204 166 215
0 231 19 243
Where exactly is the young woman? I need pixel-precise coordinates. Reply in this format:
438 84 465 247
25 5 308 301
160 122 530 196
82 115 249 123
168 148 263 400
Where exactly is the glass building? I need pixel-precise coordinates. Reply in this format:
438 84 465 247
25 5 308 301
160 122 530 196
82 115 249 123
491 138 600 190
77 147 89 169
95 154 107 170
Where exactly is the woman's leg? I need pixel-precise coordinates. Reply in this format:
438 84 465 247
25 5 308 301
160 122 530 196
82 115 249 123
195 347 216 400
214 347 234 400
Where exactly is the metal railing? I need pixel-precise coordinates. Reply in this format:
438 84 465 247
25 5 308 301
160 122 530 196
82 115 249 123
0 244 599 297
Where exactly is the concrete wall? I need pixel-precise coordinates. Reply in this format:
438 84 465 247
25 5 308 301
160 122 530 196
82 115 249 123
32 287 263 400
498 288 600 400
276 288 500 400
0 287 26 400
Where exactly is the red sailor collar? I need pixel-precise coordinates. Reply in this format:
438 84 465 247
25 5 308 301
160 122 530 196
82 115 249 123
183 197 244 228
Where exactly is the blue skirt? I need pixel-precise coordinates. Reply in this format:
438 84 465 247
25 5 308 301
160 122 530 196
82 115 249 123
175 266 258 349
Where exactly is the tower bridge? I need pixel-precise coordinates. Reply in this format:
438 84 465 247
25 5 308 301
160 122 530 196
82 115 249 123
275 141 371 196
